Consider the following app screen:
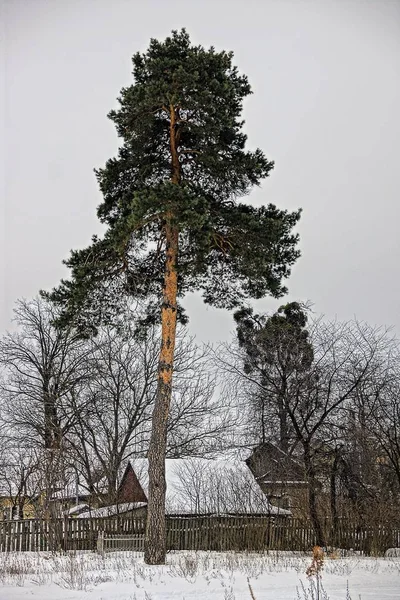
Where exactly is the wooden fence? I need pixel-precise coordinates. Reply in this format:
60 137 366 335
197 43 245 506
0 516 145 553
0 516 399 555
97 531 145 553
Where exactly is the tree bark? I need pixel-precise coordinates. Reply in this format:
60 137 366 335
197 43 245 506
145 104 181 565
330 448 340 546
304 444 325 547
144 221 179 564
278 394 289 453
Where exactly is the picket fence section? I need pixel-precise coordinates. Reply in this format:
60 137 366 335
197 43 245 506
0 516 145 553
167 516 400 553
97 531 145 554
0 516 399 555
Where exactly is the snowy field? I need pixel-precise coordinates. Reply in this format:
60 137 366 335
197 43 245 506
0 551 399 600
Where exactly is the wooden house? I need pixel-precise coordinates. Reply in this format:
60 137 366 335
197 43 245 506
57 456 291 519
50 462 148 518
128 456 290 516
246 442 309 517
0 493 36 521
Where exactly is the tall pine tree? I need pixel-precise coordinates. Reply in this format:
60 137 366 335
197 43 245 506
46 30 301 563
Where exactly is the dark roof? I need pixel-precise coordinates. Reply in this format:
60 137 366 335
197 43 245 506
246 442 306 483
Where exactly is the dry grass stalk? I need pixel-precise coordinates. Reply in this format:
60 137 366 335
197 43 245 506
247 576 257 600
306 545 325 578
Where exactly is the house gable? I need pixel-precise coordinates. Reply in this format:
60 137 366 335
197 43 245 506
246 442 306 483
246 442 308 514
117 463 147 503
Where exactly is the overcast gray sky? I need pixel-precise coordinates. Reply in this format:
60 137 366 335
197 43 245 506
2 0 400 342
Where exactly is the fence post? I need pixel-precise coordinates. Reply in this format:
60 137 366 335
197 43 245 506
97 530 104 555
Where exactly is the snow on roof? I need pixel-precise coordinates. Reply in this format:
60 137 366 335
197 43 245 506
131 457 238 495
65 504 90 516
50 485 91 500
130 457 291 516
78 502 147 519
262 480 308 485
50 475 109 501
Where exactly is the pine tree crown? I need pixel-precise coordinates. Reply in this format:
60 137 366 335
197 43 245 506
44 29 301 335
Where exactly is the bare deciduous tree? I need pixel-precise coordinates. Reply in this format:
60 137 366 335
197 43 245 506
0 298 89 513
0 298 88 449
64 325 235 505
218 313 398 543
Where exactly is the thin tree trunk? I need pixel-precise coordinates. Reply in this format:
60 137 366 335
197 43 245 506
278 395 289 453
43 382 56 450
330 448 340 546
304 444 325 547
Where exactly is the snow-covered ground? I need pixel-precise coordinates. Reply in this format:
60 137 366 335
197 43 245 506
0 550 399 600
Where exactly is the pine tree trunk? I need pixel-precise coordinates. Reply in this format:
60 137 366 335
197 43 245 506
144 220 179 564
145 104 181 565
